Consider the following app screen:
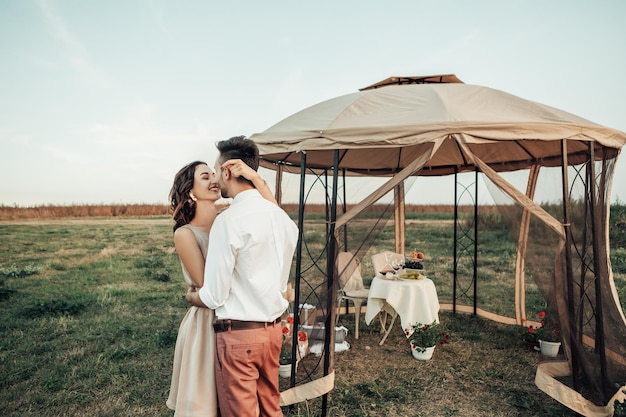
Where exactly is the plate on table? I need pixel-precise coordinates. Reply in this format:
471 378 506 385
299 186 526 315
398 275 426 282
397 268 426 281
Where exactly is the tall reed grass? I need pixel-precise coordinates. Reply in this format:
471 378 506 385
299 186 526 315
0 203 478 221
0 204 170 220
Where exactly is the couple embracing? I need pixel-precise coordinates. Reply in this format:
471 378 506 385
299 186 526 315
167 136 298 417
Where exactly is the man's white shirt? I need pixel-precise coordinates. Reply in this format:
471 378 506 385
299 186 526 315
198 189 298 322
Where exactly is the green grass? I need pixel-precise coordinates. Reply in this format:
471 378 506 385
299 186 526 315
0 214 624 416
0 219 183 417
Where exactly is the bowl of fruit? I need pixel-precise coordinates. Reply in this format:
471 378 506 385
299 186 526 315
405 251 425 270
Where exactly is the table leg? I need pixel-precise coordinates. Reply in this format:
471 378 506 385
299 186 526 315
378 313 398 345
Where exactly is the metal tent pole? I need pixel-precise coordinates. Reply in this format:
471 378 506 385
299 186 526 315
321 149 340 416
473 169 478 315
453 167 458 314
587 143 609 400
324 170 329 239
560 140 579 391
342 168 347 250
291 152 307 386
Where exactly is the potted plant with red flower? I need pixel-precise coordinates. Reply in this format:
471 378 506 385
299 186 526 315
406 320 449 360
535 310 561 357
521 317 540 350
279 321 296 377
297 330 309 359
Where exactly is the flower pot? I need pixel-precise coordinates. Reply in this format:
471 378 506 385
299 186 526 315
539 340 561 357
279 361 298 378
411 345 435 360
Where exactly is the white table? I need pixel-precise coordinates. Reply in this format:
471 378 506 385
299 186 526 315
365 276 440 345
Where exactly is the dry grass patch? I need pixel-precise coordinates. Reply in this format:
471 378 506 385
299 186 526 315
285 312 577 417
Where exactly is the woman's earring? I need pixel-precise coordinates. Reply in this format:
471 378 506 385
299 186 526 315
190 193 197 202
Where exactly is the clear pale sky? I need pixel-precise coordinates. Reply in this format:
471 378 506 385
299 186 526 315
1 0 625 207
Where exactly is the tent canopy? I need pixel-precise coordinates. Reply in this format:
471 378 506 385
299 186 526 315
251 82 626 176
250 76 626 415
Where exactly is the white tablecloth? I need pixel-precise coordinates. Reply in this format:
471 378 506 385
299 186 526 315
365 276 440 333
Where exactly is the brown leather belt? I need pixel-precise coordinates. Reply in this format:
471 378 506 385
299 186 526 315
213 317 281 333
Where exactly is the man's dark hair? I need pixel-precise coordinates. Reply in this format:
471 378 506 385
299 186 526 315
216 135 260 184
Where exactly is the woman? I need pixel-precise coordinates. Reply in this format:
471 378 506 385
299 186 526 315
166 159 276 417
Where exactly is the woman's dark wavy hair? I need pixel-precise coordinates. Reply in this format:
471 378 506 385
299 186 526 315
169 161 206 232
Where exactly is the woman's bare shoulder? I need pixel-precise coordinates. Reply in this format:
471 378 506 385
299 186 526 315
174 225 194 240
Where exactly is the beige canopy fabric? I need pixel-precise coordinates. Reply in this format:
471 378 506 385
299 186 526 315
251 83 626 175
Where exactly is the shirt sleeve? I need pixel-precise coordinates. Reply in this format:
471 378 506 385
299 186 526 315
198 215 238 309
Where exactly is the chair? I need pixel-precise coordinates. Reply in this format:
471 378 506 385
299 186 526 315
371 251 405 277
370 251 404 345
336 251 370 339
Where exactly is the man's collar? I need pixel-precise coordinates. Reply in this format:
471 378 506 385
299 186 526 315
232 188 261 203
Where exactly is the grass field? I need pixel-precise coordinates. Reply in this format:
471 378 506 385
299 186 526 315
1 206 625 416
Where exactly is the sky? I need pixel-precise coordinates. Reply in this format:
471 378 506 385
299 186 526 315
1 0 626 207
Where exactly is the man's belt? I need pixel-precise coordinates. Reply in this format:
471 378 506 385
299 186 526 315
213 317 281 333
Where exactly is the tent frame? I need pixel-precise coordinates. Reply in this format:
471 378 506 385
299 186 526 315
276 139 622 415
255 76 626 415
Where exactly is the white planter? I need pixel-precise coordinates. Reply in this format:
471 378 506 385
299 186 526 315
539 340 561 357
279 361 298 378
411 345 435 360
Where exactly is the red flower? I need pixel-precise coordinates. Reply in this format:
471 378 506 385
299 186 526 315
298 331 308 342
287 316 294 324
282 326 290 334
535 311 560 342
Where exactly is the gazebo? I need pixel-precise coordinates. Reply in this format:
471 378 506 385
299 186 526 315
251 75 626 416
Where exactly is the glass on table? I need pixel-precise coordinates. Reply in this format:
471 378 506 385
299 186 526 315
391 258 405 277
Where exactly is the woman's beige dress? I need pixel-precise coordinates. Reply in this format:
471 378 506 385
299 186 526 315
167 224 218 417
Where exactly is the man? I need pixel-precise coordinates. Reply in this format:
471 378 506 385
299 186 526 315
186 136 298 417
